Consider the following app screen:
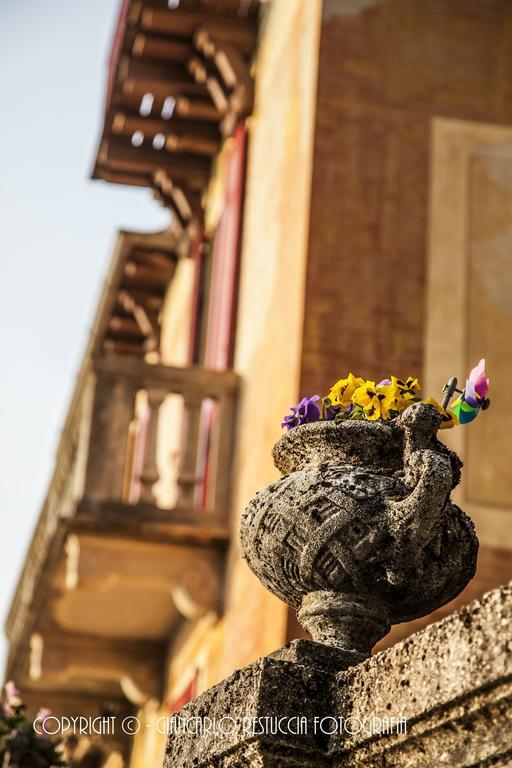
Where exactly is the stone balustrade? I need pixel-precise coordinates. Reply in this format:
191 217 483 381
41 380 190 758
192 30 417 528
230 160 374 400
5 351 238 687
82 353 239 519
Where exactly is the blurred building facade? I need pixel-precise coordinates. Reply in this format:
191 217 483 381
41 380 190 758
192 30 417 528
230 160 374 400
5 0 512 766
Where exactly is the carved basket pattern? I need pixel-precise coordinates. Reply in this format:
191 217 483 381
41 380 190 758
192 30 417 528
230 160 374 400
240 404 478 655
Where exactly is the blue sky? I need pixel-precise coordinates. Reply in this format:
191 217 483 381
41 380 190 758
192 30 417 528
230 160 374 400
0 1 169 671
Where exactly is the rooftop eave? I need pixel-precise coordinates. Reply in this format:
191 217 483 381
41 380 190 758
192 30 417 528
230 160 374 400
92 0 260 221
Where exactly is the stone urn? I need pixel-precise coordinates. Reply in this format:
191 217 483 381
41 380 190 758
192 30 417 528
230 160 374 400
240 403 478 662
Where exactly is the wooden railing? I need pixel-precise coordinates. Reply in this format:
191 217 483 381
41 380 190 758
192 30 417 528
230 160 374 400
82 353 239 518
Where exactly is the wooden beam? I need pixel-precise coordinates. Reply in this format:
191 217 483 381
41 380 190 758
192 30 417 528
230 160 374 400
95 150 203 217
102 339 144 355
105 135 211 187
152 189 193 230
118 289 163 312
130 248 177 270
106 133 211 175
165 132 218 156
138 0 261 18
140 8 257 53
132 33 193 63
121 76 204 100
174 94 221 121
195 29 252 89
194 31 254 120
124 260 172 290
117 290 160 341
111 90 220 122
219 109 239 138
111 111 220 150
187 56 229 113
152 169 203 222
119 54 191 84
112 109 221 135
92 165 151 187
171 183 202 221
126 1 142 26
109 315 144 338
119 56 205 99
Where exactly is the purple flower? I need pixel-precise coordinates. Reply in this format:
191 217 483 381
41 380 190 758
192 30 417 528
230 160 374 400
324 402 342 420
281 395 321 430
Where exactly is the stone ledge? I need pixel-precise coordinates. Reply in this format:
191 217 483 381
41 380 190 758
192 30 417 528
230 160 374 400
164 649 340 767
164 583 512 767
335 582 512 766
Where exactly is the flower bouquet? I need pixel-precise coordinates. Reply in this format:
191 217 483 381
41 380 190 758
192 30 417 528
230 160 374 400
282 360 490 432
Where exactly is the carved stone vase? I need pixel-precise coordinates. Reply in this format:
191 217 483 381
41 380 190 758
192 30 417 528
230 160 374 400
240 403 478 662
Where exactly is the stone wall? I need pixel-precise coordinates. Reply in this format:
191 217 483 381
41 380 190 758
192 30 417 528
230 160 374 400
164 582 512 767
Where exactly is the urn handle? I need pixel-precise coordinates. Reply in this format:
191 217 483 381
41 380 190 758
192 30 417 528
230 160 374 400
386 403 452 549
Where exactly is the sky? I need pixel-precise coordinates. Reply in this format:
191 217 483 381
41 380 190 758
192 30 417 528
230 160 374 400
0 1 169 671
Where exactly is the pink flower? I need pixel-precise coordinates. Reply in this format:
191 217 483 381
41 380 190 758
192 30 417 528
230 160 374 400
464 359 489 407
4 681 20 701
35 708 52 737
3 680 23 716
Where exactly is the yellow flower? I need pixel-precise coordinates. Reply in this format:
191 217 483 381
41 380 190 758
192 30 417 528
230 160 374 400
422 397 459 429
385 376 422 411
352 381 377 408
328 374 423 423
376 379 401 414
328 373 365 407
363 399 382 420
398 376 421 399
353 381 394 421
404 376 420 390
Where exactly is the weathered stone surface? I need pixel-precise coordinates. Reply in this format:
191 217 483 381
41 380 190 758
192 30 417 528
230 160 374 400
163 639 351 768
165 640 340 768
164 584 512 768
240 403 478 654
331 582 512 767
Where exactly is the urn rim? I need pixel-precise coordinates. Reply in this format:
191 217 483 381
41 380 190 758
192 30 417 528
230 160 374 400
273 416 401 475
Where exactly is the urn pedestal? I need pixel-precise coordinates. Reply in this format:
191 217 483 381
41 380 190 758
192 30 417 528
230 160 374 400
240 403 478 660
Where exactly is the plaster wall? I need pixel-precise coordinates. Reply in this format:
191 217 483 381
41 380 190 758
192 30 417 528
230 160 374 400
220 0 323 677
301 0 512 395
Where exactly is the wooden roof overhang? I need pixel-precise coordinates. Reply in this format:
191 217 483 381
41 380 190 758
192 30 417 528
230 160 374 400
93 0 261 230
92 228 182 357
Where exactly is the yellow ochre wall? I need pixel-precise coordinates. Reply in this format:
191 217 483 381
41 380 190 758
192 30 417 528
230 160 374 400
220 0 323 677
132 6 324 763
